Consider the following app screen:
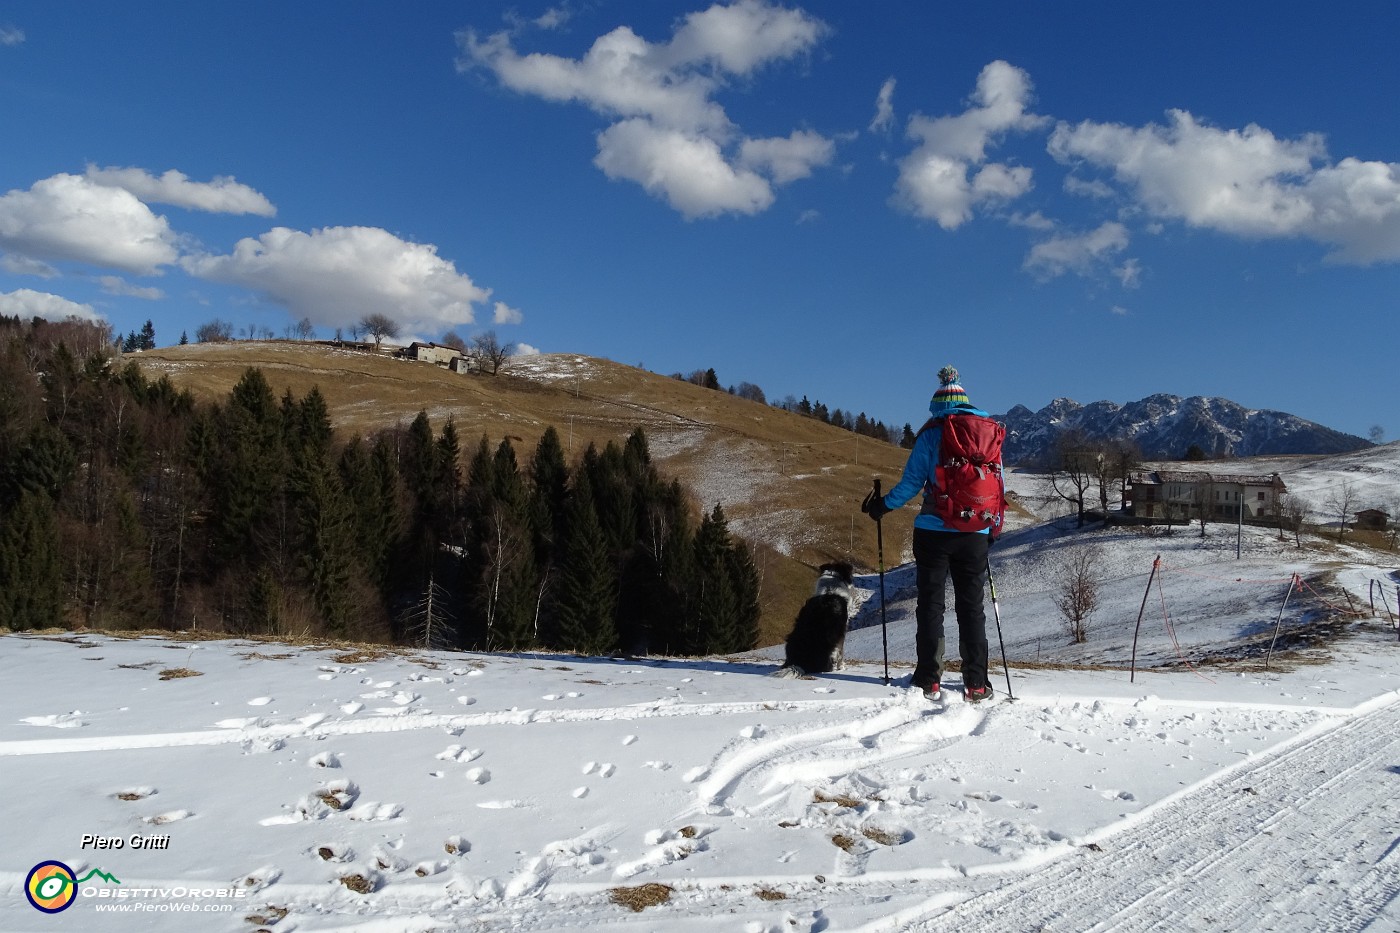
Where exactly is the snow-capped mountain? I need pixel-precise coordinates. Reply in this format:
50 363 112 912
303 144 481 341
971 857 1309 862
996 393 1371 466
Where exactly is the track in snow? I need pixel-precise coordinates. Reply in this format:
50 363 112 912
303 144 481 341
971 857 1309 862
900 695 1400 932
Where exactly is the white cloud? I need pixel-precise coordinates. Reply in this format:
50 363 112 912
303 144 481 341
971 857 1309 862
1048 109 1400 264
181 226 491 335
660 0 827 75
594 119 774 218
0 254 57 277
1023 221 1129 280
461 25 728 134
0 288 101 322
1009 211 1055 231
894 60 1045 229
738 130 834 184
493 301 523 325
99 275 166 300
1064 175 1115 199
535 6 571 30
870 77 896 133
1110 305 1130 316
0 25 23 46
0 173 179 274
458 1 832 218
1115 257 1142 289
796 209 820 224
85 166 276 216
515 342 541 357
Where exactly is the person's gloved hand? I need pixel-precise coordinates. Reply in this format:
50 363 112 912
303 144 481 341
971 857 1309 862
861 491 890 521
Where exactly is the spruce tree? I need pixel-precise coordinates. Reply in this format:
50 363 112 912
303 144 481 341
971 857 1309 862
528 426 568 566
0 490 63 630
290 452 358 636
553 475 618 655
689 504 741 655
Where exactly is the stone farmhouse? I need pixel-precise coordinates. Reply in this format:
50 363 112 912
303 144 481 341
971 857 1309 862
1125 470 1287 524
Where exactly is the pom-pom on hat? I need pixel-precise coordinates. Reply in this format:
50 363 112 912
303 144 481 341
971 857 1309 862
929 365 971 416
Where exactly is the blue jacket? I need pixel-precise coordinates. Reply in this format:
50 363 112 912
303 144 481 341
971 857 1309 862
882 403 992 533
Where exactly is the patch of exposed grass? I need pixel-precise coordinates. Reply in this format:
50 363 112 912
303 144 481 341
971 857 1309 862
814 790 864 809
755 887 787 901
831 833 859 852
158 667 201 680
609 882 672 912
245 905 288 925
861 826 909 846
338 874 373 894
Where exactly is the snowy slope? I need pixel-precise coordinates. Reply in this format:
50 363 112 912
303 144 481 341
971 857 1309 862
3 607 1399 930
2 447 1397 932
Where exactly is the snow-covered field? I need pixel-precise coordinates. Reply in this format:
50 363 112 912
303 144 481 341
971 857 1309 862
4 543 1399 932
3 445 1397 932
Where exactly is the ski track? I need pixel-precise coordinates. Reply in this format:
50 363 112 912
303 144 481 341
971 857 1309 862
896 694 1400 932
7 630 1400 932
0 696 891 757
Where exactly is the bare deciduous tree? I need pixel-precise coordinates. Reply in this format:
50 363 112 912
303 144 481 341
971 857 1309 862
1052 545 1102 644
359 313 400 352
1279 492 1311 548
1324 480 1359 542
471 330 514 375
1048 430 1097 528
195 318 234 343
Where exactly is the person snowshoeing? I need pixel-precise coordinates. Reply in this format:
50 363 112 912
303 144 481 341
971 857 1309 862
861 365 1003 703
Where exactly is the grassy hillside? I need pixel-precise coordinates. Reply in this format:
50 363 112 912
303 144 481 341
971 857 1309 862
133 341 976 645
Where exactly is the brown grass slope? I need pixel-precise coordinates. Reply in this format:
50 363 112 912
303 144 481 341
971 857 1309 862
134 341 927 646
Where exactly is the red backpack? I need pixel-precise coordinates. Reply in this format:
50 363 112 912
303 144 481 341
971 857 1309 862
921 413 1007 534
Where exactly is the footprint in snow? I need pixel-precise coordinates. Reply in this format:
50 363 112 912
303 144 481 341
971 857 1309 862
346 801 403 822
21 712 86 728
145 809 192 825
114 786 157 801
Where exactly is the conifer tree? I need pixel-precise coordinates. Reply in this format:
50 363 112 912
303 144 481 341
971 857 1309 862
289 439 359 636
688 504 742 654
554 475 618 655
528 426 568 565
0 490 63 630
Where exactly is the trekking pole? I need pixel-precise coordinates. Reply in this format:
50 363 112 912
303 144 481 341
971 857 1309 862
873 477 890 686
985 557 1014 700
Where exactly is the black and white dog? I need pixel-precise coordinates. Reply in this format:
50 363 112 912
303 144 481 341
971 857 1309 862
772 562 854 678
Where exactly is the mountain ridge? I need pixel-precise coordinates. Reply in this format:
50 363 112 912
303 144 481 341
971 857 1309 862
996 392 1371 465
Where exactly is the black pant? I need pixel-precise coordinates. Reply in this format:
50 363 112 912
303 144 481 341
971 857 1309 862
911 528 989 690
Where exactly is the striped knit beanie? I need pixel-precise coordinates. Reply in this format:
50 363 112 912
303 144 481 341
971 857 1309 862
929 365 971 416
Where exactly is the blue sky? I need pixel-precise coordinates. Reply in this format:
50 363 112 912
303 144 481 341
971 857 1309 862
2 2 1397 441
